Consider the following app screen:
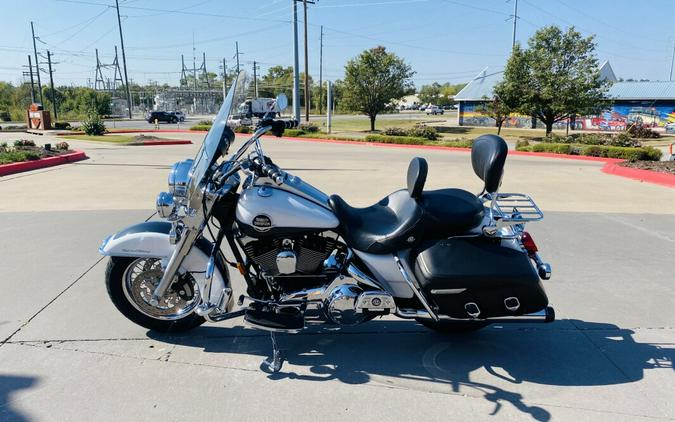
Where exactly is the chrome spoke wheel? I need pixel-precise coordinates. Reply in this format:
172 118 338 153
122 258 200 320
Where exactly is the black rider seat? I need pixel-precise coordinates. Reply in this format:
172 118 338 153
329 157 485 254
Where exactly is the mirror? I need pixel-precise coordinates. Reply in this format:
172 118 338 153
275 93 288 110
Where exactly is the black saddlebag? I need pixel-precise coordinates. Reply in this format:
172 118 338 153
413 237 548 319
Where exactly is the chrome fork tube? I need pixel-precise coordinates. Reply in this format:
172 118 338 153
150 228 197 306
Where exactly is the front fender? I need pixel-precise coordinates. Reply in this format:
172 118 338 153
99 221 230 308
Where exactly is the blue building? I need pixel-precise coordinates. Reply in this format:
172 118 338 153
454 62 675 131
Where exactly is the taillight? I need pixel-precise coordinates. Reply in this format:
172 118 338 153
521 231 538 255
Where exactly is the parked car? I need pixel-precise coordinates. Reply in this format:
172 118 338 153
146 111 178 124
171 111 186 122
418 105 427 112
426 105 444 115
665 122 675 134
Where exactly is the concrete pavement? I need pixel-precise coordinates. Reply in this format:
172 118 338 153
0 131 673 421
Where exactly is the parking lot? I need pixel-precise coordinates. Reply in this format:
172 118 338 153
1 132 674 421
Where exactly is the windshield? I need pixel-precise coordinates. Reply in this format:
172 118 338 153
189 70 248 191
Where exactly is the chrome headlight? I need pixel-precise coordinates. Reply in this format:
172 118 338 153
156 191 176 219
168 159 193 198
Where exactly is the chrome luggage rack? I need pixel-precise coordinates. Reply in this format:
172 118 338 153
482 192 544 235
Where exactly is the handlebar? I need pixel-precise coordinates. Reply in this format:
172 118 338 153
261 119 299 137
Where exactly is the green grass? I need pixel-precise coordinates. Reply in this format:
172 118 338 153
62 135 137 144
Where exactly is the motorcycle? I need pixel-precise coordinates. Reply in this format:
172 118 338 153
99 71 554 372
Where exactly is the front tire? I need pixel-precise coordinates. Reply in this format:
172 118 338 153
106 257 205 332
416 318 489 333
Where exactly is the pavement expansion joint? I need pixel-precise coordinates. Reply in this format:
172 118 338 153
7 341 668 421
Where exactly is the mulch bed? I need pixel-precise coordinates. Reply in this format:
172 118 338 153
619 160 675 175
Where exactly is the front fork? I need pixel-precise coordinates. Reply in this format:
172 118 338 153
150 225 198 306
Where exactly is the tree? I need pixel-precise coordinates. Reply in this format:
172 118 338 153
342 46 414 131
418 82 466 107
418 82 442 105
502 26 609 135
479 96 511 135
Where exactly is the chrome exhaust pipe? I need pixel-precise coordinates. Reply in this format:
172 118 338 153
398 306 555 323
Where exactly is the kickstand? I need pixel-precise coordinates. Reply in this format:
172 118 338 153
262 331 283 373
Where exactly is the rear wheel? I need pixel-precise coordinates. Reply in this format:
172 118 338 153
106 257 205 332
416 318 489 333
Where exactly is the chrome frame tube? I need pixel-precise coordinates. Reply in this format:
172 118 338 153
393 255 439 321
150 228 198 306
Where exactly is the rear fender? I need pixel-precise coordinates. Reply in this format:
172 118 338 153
99 221 230 307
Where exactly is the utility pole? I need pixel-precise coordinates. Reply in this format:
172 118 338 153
303 0 310 121
235 41 241 74
30 21 43 104
253 60 258 98
326 80 332 133
222 58 227 97
319 25 323 115
670 44 674 81
292 0 300 121
511 0 519 49
24 55 36 103
114 0 133 118
46 50 58 121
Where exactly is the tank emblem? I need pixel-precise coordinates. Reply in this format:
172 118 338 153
252 214 273 231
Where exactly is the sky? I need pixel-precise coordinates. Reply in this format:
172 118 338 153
1 0 674 89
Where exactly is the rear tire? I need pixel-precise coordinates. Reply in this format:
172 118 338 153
105 257 205 333
416 318 489 333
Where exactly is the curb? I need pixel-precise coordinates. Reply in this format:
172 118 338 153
601 162 675 188
0 150 88 177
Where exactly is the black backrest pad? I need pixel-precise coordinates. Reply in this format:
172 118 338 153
471 134 508 193
407 157 428 199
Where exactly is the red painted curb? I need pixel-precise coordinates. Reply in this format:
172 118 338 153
131 140 192 146
602 162 675 188
0 150 88 177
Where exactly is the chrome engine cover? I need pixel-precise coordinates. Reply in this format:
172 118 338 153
324 284 367 326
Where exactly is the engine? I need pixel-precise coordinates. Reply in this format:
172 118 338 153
240 232 338 280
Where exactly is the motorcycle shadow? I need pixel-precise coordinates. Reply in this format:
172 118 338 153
148 319 673 421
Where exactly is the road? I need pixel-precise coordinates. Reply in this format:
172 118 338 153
0 131 673 421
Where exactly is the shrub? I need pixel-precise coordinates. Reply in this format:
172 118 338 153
364 134 427 145
383 127 408 136
627 125 660 139
519 142 662 161
81 112 106 136
515 139 530 149
14 139 36 148
580 145 604 157
0 142 7 152
233 125 250 134
606 133 641 147
298 122 319 133
55 141 70 150
407 124 438 140
284 129 306 137
197 120 213 126
0 150 40 164
0 110 10 121
53 121 72 130
436 139 474 148
189 124 212 131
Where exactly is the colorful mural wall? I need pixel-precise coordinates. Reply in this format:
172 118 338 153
459 100 675 131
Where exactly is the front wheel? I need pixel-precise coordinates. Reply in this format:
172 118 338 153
106 256 205 332
416 318 489 333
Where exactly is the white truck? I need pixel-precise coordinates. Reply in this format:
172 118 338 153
226 98 283 127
